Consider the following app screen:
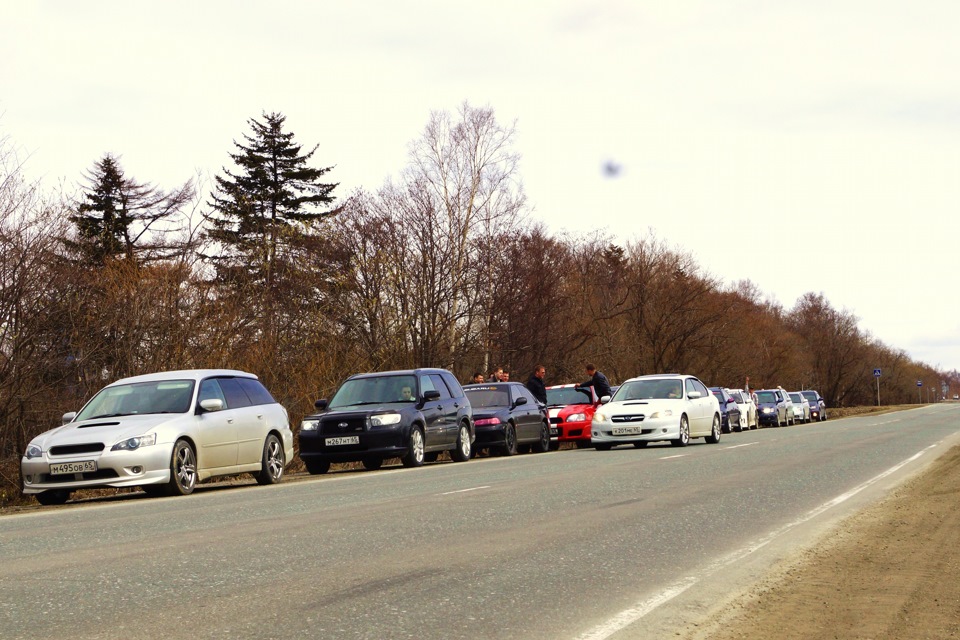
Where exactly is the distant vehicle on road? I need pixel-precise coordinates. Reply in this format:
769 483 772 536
709 387 742 433
299 368 473 474
756 388 790 427
789 392 811 423
464 383 550 455
545 383 600 448
801 390 828 421
21 369 293 505
729 388 758 430
591 374 722 449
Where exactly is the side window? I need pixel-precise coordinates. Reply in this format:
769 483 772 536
428 374 452 399
685 379 697 396
218 378 253 409
237 378 275 406
419 375 437 394
198 379 227 406
519 387 537 405
440 372 465 398
693 379 710 397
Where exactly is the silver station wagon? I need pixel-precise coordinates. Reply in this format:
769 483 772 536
21 369 293 505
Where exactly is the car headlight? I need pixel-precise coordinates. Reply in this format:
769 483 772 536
111 433 157 452
567 412 586 422
25 443 43 459
762 407 773 414
648 409 673 419
370 413 402 427
300 419 320 431
593 412 607 423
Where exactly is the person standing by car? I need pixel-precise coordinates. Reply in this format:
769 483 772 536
471 372 485 384
526 365 547 404
488 367 504 383
580 363 613 399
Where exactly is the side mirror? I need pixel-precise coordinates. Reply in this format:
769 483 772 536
422 389 441 401
600 395 611 404
727 398 736 404
514 396 528 407
314 399 329 410
199 398 224 412
688 391 702 399
62 411 77 425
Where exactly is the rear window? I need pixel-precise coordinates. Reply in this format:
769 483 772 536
237 377 275 406
465 387 510 408
546 387 593 406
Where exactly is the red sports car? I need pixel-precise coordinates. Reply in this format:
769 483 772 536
546 384 600 449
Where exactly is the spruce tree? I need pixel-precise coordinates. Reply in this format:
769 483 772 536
69 154 194 264
205 111 339 289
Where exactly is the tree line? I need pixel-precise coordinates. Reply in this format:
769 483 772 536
0 104 954 504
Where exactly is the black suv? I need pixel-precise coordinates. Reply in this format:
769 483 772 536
298 368 474 474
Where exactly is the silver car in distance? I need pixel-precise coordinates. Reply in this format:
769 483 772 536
21 369 293 505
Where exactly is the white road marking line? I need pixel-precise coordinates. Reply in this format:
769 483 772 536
723 442 758 450
576 443 938 640
658 454 686 460
439 486 490 495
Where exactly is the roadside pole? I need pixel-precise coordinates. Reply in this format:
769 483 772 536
874 369 881 406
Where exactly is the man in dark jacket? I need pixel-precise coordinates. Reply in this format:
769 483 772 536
580 363 612 399
526 365 547 404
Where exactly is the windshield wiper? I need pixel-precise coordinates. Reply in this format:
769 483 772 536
87 413 129 419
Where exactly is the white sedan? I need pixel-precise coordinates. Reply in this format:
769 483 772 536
729 388 758 430
21 369 293 505
591 374 722 448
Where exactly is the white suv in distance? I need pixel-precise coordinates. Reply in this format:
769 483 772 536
591 374 722 448
21 369 293 505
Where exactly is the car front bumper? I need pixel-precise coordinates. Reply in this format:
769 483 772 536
590 417 679 444
21 445 173 494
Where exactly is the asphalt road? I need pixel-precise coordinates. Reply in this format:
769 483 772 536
2 404 958 640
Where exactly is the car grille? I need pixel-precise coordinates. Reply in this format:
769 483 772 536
320 417 367 435
49 443 106 456
549 417 563 424
611 415 645 423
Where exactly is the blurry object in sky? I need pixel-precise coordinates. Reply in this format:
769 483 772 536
602 159 622 177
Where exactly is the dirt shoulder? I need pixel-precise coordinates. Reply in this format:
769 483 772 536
679 441 960 640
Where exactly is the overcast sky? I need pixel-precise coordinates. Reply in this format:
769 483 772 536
3 1 958 373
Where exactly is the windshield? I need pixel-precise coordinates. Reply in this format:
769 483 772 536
614 379 683 401
329 375 417 408
465 387 510 408
730 391 744 402
755 391 777 403
802 391 819 402
546 387 593 406
790 393 803 403
76 380 196 420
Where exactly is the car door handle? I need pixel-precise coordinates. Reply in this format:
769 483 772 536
227 418 235 424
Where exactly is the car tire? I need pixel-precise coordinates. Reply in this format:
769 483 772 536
671 415 691 447
450 422 472 462
595 443 613 451
704 414 721 444
362 457 383 471
574 440 592 449
255 434 285 485
549 440 560 451
502 422 518 456
632 441 648 448
165 439 197 496
35 489 70 505
533 421 551 453
304 459 331 475
401 426 425 468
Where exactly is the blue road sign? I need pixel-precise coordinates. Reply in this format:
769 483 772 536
874 369 881 377
917 380 923 387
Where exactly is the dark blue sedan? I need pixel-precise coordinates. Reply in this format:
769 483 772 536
464 383 551 455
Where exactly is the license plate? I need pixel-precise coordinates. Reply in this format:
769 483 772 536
325 436 360 446
50 460 97 475
612 426 644 436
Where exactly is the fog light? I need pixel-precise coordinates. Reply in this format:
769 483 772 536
131 466 143 474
